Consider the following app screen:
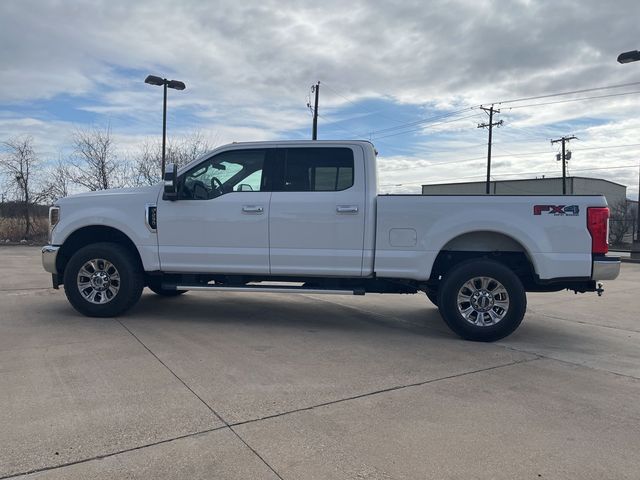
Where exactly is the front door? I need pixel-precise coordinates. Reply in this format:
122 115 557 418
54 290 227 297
269 146 366 276
157 148 273 274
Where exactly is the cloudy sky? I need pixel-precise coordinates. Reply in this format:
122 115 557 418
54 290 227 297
1 0 639 197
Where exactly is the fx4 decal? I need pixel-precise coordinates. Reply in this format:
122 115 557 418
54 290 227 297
533 205 580 216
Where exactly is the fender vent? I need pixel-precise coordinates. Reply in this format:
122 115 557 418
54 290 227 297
146 205 157 230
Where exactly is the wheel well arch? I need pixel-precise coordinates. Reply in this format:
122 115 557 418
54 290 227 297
430 231 537 289
56 225 143 276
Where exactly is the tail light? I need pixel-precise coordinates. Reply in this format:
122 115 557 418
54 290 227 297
587 207 609 254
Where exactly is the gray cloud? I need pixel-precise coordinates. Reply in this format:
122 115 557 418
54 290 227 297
1 0 639 195
3 0 639 104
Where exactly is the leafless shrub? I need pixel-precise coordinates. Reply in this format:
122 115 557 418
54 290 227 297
69 125 125 191
0 216 48 243
42 156 73 203
132 132 212 186
609 200 636 246
0 136 48 239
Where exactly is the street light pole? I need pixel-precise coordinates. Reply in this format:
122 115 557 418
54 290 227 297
162 81 167 177
145 75 186 177
617 50 640 256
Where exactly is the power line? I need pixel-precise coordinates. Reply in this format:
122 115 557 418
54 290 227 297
368 108 476 136
337 80 640 138
491 80 640 106
316 113 368 139
498 120 555 142
506 90 640 110
379 164 639 188
495 142 640 156
304 79 640 145
377 143 640 174
372 113 482 140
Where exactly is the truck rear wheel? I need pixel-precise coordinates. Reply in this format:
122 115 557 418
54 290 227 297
63 242 144 317
437 259 526 342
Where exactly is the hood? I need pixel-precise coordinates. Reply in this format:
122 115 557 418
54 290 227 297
57 185 161 206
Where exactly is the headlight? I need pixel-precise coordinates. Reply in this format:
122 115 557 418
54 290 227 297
48 206 60 242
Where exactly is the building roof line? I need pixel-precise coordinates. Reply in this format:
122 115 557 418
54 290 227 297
422 176 627 189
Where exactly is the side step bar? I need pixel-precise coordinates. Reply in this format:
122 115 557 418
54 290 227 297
169 284 365 296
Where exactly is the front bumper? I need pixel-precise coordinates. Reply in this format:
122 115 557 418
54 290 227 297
42 245 60 274
592 256 620 281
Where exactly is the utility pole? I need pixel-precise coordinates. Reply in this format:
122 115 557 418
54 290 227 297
309 81 320 140
477 105 503 194
551 136 577 194
636 163 640 243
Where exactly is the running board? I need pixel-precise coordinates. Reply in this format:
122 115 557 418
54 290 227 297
170 284 365 296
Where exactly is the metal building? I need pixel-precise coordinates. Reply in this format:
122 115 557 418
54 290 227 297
421 176 627 207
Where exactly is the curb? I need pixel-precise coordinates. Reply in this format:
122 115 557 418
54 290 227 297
621 257 640 264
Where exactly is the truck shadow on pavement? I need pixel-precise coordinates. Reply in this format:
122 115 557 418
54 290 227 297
119 291 456 339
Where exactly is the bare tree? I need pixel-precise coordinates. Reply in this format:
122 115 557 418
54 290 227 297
609 200 636 246
70 125 124 191
133 132 212 186
43 156 72 202
0 136 46 239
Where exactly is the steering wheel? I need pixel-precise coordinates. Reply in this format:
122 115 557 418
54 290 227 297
210 177 223 197
191 180 208 200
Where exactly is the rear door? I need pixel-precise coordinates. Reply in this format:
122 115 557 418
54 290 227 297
269 146 366 276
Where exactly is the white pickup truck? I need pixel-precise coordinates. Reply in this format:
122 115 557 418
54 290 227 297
42 140 620 341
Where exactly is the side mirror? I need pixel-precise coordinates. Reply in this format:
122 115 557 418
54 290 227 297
238 183 254 192
163 163 178 201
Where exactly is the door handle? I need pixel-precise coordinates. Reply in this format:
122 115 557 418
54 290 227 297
336 205 359 214
242 205 264 214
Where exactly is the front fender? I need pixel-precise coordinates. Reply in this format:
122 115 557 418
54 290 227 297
52 205 159 271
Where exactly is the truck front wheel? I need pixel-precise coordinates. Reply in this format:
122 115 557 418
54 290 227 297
63 242 144 317
437 259 526 342
425 289 438 307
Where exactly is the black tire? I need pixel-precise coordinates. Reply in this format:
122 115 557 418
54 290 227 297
63 242 144 317
147 280 186 297
437 259 526 342
425 289 438 307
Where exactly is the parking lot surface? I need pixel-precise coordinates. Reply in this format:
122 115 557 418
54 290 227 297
1 246 639 479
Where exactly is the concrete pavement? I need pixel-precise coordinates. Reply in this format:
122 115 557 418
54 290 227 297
0 246 639 479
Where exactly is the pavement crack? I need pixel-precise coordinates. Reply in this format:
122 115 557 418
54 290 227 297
116 319 286 480
0 426 227 480
116 319 227 424
496 345 640 381
526 309 640 334
230 357 541 429
0 287 52 292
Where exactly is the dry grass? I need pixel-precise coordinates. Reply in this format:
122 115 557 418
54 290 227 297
0 216 48 242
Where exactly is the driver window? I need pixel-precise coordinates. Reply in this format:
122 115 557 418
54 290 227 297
179 149 265 200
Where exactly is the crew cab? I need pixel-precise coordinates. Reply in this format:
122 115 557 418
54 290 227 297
42 140 620 341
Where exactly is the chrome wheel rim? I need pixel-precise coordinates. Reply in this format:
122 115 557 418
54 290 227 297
77 258 120 304
457 276 509 326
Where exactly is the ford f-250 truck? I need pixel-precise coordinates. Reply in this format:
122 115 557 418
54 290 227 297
42 140 620 341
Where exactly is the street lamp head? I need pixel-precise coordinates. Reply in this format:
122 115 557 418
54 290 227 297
617 50 640 64
144 75 165 86
167 80 186 90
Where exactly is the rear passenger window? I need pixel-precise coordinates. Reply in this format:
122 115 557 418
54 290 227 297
284 148 354 192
